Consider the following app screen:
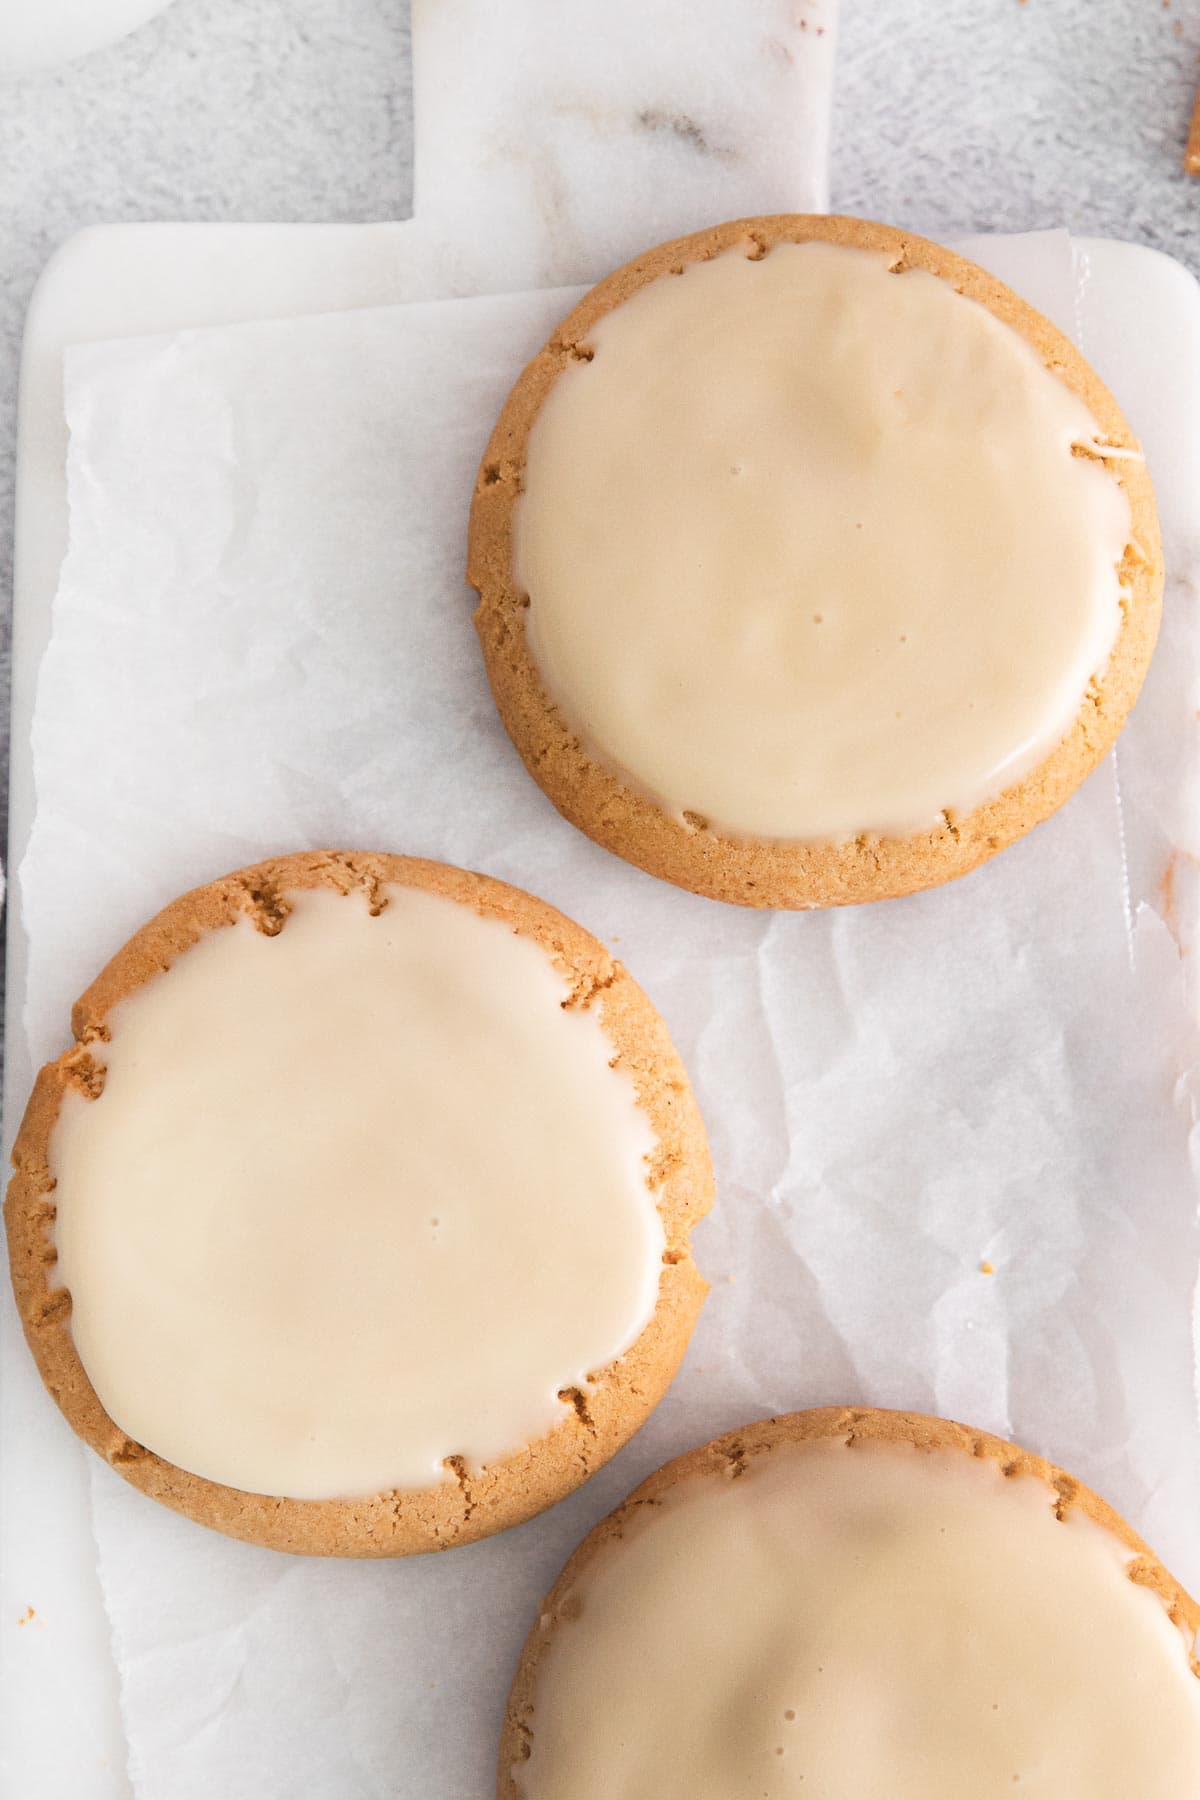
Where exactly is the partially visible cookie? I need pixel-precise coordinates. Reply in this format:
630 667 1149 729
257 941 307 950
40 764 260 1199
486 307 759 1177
469 214 1162 908
7 850 712 1555
501 1407 1200 1797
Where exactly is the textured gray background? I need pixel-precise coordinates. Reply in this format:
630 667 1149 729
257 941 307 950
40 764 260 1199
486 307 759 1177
0 0 1198 1037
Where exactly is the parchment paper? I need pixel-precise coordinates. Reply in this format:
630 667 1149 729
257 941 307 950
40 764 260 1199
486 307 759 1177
15 234 1200 1797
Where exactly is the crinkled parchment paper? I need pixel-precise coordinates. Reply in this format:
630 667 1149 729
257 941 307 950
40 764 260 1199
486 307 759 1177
12 234 1200 1797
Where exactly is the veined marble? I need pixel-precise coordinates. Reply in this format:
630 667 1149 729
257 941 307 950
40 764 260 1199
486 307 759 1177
412 0 836 291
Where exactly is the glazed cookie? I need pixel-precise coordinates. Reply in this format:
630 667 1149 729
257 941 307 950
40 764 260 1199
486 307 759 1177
7 851 712 1556
501 1407 1200 1798
469 215 1162 908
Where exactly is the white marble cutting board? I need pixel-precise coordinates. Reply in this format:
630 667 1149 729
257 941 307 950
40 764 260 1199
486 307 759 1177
5 228 1200 1800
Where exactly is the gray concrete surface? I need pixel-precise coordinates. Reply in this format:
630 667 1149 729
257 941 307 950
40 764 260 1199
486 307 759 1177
1 0 1197 1065
832 0 1200 263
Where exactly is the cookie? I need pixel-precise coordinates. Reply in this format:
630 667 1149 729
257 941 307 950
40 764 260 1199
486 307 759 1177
469 215 1162 908
501 1406 1200 1797
6 851 712 1556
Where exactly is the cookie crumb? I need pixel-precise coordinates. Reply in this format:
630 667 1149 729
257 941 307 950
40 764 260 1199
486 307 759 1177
1186 82 1200 174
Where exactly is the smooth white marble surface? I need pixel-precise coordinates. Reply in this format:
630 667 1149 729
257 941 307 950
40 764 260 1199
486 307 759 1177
0 0 178 71
412 0 833 291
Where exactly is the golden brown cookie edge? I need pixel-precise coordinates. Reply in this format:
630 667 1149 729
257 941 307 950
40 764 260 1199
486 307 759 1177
497 1402 1200 1796
6 849 713 1557
467 213 1163 909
